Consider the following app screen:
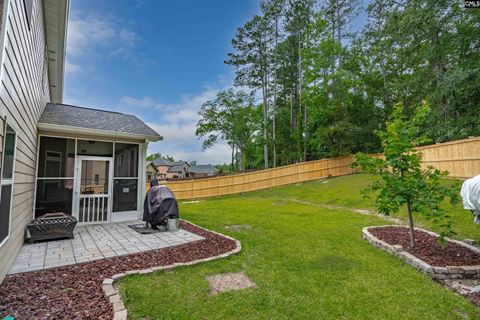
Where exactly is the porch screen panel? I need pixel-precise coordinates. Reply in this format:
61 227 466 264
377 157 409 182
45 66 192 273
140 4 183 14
77 140 113 157
35 137 75 218
113 143 139 212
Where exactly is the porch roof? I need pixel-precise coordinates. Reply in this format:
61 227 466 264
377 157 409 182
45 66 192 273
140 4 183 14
38 103 162 141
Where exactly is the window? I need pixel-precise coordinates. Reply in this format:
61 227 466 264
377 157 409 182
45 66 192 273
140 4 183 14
35 137 74 217
113 143 139 212
0 124 16 247
23 0 34 30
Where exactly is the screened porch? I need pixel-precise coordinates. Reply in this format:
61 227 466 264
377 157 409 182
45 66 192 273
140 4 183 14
34 136 146 224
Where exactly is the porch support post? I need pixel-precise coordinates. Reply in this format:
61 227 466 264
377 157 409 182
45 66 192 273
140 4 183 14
138 140 148 219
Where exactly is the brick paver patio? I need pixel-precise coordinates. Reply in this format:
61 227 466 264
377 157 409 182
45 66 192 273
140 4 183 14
8 221 204 274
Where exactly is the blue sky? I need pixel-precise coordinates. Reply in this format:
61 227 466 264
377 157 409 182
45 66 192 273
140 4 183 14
64 0 259 164
64 0 367 165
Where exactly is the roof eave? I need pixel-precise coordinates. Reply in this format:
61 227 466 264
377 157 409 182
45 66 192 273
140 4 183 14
44 0 70 104
38 122 163 142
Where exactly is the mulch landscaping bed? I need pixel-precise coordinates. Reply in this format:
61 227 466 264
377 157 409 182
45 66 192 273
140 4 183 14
0 221 237 320
369 226 480 267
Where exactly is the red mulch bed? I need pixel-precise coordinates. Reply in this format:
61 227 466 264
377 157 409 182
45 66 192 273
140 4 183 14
0 221 237 320
369 226 480 267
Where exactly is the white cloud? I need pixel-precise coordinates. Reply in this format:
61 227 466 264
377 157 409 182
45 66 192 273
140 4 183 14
65 59 82 74
120 96 158 108
147 122 198 144
154 88 219 112
121 83 234 164
152 143 232 164
67 13 138 58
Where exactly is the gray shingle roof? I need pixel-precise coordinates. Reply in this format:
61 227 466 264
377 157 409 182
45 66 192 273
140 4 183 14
189 164 216 174
39 103 161 140
168 165 184 173
146 161 159 172
152 157 173 166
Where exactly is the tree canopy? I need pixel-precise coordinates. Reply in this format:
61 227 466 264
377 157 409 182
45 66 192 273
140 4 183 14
196 0 479 171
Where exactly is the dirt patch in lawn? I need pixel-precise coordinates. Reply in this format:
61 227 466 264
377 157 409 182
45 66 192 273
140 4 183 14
206 272 256 295
225 224 252 232
369 226 480 267
0 221 237 320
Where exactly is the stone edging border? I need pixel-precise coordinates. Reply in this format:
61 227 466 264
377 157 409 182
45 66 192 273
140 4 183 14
363 225 480 280
102 221 241 320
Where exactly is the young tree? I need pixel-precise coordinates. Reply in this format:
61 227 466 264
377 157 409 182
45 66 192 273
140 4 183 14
354 101 459 248
196 89 260 171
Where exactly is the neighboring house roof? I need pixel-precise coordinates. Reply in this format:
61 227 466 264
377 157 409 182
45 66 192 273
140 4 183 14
167 165 185 173
189 164 216 175
152 157 173 166
172 161 189 167
44 0 70 104
146 161 159 172
38 103 162 141
152 158 189 167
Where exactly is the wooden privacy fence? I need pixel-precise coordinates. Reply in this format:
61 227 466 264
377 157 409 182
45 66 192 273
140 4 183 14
148 136 480 200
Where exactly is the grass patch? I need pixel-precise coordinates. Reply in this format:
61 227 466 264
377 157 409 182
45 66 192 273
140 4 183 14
120 174 478 319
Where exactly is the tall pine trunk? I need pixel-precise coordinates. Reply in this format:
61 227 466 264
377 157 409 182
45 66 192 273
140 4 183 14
231 144 235 171
272 11 279 168
262 80 269 169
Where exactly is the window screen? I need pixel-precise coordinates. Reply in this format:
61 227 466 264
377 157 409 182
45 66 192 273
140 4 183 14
35 137 74 217
113 143 139 212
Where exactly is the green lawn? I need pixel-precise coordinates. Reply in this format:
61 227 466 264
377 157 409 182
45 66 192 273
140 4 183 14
120 174 479 319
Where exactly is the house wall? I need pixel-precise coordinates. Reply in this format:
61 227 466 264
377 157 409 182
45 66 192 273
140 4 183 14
0 0 51 282
156 165 169 175
146 164 158 182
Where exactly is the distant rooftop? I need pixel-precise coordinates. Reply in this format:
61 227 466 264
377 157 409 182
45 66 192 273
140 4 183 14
152 157 173 166
190 164 216 174
152 158 189 167
38 103 162 141
168 165 185 173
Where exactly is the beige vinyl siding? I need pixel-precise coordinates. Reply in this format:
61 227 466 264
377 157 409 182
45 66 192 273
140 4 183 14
0 0 50 282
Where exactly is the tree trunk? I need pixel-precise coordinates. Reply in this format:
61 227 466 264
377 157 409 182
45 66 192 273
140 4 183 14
406 198 416 248
381 60 390 114
272 12 279 168
231 144 235 171
261 29 269 170
238 146 244 171
335 0 342 68
297 35 306 162
262 81 269 169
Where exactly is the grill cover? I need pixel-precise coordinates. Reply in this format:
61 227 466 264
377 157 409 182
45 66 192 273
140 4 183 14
143 186 179 227
460 175 480 223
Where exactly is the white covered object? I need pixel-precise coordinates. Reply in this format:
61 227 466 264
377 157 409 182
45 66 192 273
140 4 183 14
460 174 480 223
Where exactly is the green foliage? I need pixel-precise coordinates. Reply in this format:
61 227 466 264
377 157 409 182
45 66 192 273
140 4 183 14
146 153 161 161
215 163 233 174
196 89 260 171
218 0 478 170
354 102 460 245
